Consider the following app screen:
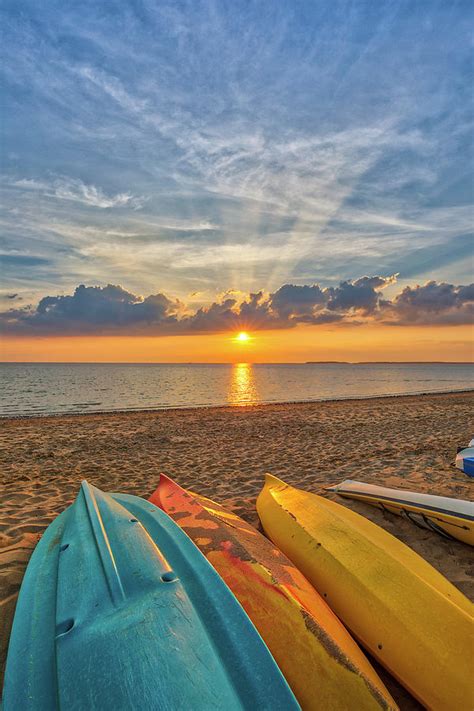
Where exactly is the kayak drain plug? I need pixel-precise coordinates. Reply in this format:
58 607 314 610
161 571 178 582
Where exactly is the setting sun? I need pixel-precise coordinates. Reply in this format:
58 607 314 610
236 331 250 342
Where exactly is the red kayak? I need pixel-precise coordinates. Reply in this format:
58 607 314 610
149 474 396 711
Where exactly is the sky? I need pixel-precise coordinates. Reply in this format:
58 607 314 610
1 0 473 361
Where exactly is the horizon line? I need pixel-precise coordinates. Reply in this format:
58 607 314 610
1 361 473 366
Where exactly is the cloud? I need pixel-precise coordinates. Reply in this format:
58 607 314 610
270 284 325 319
8 284 183 334
52 179 146 209
380 281 474 325
1 276 472 336
325 275 397 315
10 177 146 210
77 66 149 116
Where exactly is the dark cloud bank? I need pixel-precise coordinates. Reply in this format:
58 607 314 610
1 277 473 336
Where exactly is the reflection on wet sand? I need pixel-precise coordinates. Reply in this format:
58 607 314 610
228 363 259 406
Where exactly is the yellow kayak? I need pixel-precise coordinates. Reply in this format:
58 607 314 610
257 474 474 711
151 474 397 710
327 479 474 546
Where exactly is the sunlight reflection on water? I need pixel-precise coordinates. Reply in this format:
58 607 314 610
1 363 473 416
228 363 259 406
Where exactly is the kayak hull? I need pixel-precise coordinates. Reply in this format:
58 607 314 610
151 474 397 711
257 474 474 711
3 481 298 711
456 446 474 477
327 479 474 546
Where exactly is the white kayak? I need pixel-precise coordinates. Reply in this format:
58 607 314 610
327 479 474 546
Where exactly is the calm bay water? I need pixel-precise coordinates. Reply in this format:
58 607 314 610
0 362 473 418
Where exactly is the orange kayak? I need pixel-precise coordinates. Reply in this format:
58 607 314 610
150 475 397 711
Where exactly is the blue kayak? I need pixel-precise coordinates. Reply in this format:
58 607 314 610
3 481 298 710
456 446 474 477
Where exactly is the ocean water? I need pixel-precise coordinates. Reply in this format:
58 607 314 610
0 362 473 417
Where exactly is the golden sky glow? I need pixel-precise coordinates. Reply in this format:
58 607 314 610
2 323 472 363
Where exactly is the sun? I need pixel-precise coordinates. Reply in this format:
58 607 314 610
235 331 250 342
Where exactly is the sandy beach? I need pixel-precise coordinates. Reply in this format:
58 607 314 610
1 390 473 705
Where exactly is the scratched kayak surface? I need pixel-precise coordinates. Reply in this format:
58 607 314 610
151 474 397 711
3 481 298 711
257 474 474 711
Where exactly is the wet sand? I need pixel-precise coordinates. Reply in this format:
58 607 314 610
1 390 473 705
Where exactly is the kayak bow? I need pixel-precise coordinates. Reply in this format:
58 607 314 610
257 474 474 711
151 474 397 710
3 481 298 710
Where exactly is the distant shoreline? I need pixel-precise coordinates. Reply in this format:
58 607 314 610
305 361 474 365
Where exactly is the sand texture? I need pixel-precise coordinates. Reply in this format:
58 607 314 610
1 391 473 706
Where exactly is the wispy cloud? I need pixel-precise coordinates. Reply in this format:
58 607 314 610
9 177 146 210
77 66 150 115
